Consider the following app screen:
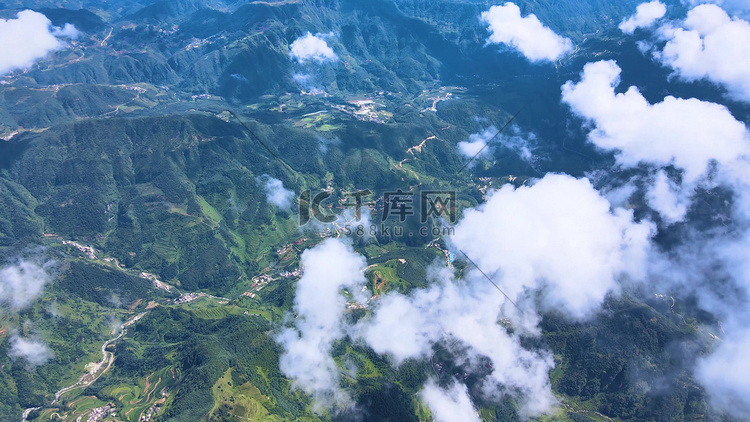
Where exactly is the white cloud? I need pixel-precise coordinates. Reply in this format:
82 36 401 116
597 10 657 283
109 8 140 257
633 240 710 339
9 335 54 366
620 1 667 34
480 2 573 62
562 59 750 224
451 174 654 319
257 175 295 210
656 4 750 102
597 176 639 209
357 284 439 363
682 228 750 418
561 60 750 186
0 260 52 311
420 380 481 422
683 0 750 18
52 23 80 39
290 32 338 64
293 72 312 85
276 238 368 411
500 132 536 162
0 10 79 75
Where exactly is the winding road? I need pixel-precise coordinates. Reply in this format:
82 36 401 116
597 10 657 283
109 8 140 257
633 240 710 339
22 312 148 421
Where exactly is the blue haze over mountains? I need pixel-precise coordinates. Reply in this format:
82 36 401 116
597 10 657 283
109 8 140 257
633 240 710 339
1 0 750 421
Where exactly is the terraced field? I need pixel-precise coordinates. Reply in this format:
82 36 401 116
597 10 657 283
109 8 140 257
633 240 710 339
208 368 283 422
193 306 229 319
480 406 497 422
102 366 180 421
367 259 409 295
37 396 109 422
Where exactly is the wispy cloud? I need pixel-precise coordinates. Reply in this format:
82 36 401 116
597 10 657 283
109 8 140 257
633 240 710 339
8 335 54 366
1 259 56 366
457 127 497 161
0 259 53 311
355 262 557 416
257 175 295 210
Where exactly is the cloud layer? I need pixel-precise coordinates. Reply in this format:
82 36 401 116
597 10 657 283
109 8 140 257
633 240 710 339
481 2 573 62
684 0 750 18
0 10 79 75
620 1 667 33
561 59 750 225
284 169 660 416
695 327 750 418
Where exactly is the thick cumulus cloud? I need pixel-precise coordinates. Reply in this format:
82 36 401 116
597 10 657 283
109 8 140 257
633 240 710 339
290 32 338 64
683 0 750 18
0 260 52 311
276 239 368 411
620 1 667 33
0 10 79 75
9 335 54 366
656 4 750 102
480 2 573 62
257 175 295 210
420 380 481 422
561 59 750 221
562 60 749 183
452 174 654 318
